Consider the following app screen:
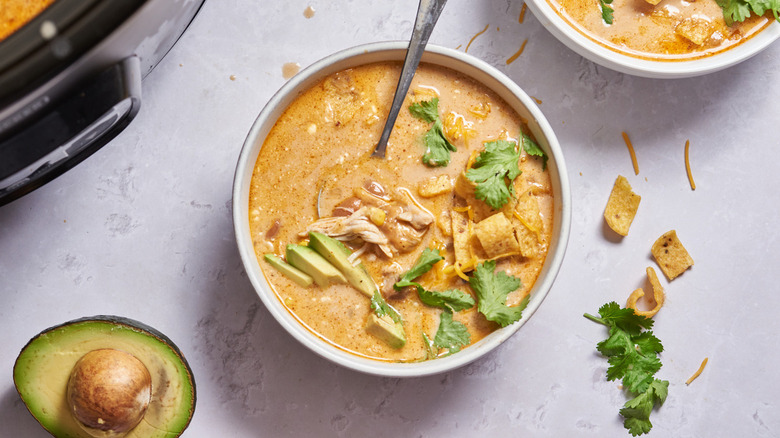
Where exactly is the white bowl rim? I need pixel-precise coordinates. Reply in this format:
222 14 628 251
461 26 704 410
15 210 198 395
233 41 572 377
525 0 780 78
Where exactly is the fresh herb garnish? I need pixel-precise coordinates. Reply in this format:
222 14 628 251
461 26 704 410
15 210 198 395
433 311 471 355
409 98 457 167
716 0 780 25
466 140 523 210
469 260 527 327
370 291 402 324
419 288 476 313
599 0 615 24
395 248 475 313
585 302 669 436
395 248 444 288
521 133 548 170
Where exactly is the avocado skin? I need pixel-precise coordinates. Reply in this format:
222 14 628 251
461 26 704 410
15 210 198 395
13 315 196 438
308 232 377 297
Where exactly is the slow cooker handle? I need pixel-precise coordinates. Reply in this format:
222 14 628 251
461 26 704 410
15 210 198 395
0 56 141 206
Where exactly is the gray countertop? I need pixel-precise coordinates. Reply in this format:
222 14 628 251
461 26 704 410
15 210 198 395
2 0 779 436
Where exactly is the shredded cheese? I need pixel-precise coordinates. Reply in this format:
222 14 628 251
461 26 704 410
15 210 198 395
622 131 639 175
519 3 528 23
453 205 474 222
466 24 490 53
453 262 470 281
506 39 528 65
684 139 696 190
685 357 708 385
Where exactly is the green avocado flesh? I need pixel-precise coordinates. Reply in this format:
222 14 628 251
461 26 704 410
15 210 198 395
13 316 196 438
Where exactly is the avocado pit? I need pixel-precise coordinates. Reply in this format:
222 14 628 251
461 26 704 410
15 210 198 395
67 349 152 437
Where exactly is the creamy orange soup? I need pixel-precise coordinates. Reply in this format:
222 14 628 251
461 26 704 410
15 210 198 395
248 62 553 362
0 0 56 41
548 0 772 59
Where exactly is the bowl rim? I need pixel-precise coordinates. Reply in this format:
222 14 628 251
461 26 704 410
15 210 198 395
232 41 572 377
524 0 780 78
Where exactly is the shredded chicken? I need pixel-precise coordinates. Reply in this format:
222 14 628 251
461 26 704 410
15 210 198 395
303 207 393 257
309 180 435 258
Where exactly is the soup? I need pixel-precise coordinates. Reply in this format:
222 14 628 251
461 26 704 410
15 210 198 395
548 0 773 59
1 0 56 41
248 62 554 362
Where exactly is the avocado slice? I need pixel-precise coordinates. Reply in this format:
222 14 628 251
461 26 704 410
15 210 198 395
13 316 196 438
264 253 314 287
308 231 377 297
286 244 347 288
365 314 407 349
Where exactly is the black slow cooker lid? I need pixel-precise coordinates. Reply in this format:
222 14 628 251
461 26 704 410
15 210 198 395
0 0 147 109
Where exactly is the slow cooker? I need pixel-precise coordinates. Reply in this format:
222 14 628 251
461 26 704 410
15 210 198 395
0 0 205 206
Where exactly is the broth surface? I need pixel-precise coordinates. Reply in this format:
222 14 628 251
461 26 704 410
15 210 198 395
248 62 554 362
1 0 56 41
547 0 772 59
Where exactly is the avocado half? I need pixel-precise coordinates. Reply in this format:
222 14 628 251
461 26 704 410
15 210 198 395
13 316 196 438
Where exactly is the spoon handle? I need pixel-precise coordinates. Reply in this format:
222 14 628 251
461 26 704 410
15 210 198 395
372 0 447 158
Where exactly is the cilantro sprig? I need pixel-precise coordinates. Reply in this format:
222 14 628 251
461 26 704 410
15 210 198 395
395 248 474 357
409 98 457 167
469 260 528 327
433 311 471 355
466 140 523 210
395 248 476 313
716 0 780 25
522 133 548 170
585 302 669 436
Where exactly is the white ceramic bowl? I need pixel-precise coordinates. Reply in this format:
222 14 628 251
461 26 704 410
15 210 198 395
525 0 780 78
233 42 571 377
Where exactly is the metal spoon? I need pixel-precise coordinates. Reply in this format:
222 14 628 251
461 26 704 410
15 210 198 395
371 0 447 159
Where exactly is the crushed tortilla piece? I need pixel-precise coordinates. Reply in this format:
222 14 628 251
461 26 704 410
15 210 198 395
685 357 709 385
626 267 665 318
651 230 694 280
474 213 521 258
676 18 714 46
418 174 453 198
604 175 641 236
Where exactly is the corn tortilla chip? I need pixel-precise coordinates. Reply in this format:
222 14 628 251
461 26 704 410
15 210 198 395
626 267 666 318
604 175 641 236
651 230 694 280
474 213 521 259
451 208 472 269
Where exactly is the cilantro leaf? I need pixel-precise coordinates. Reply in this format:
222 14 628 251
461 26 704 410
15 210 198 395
469 261 525 327
521 133 548 170
419 288 475 313
409 98 457 167
395 248 475 313
599 0 615 24
585 302 669 436
433 311 471 355
370 291 402 324
716 0 780 24
409 98 440 123
394 248 444 289
466 140 523 210
620 379 669 437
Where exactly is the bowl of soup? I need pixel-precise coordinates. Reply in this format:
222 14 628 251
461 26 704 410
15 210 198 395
526 0 780 77
233 42 571 377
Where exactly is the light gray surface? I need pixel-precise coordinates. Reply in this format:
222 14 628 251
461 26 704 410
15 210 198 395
2 0 778 436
